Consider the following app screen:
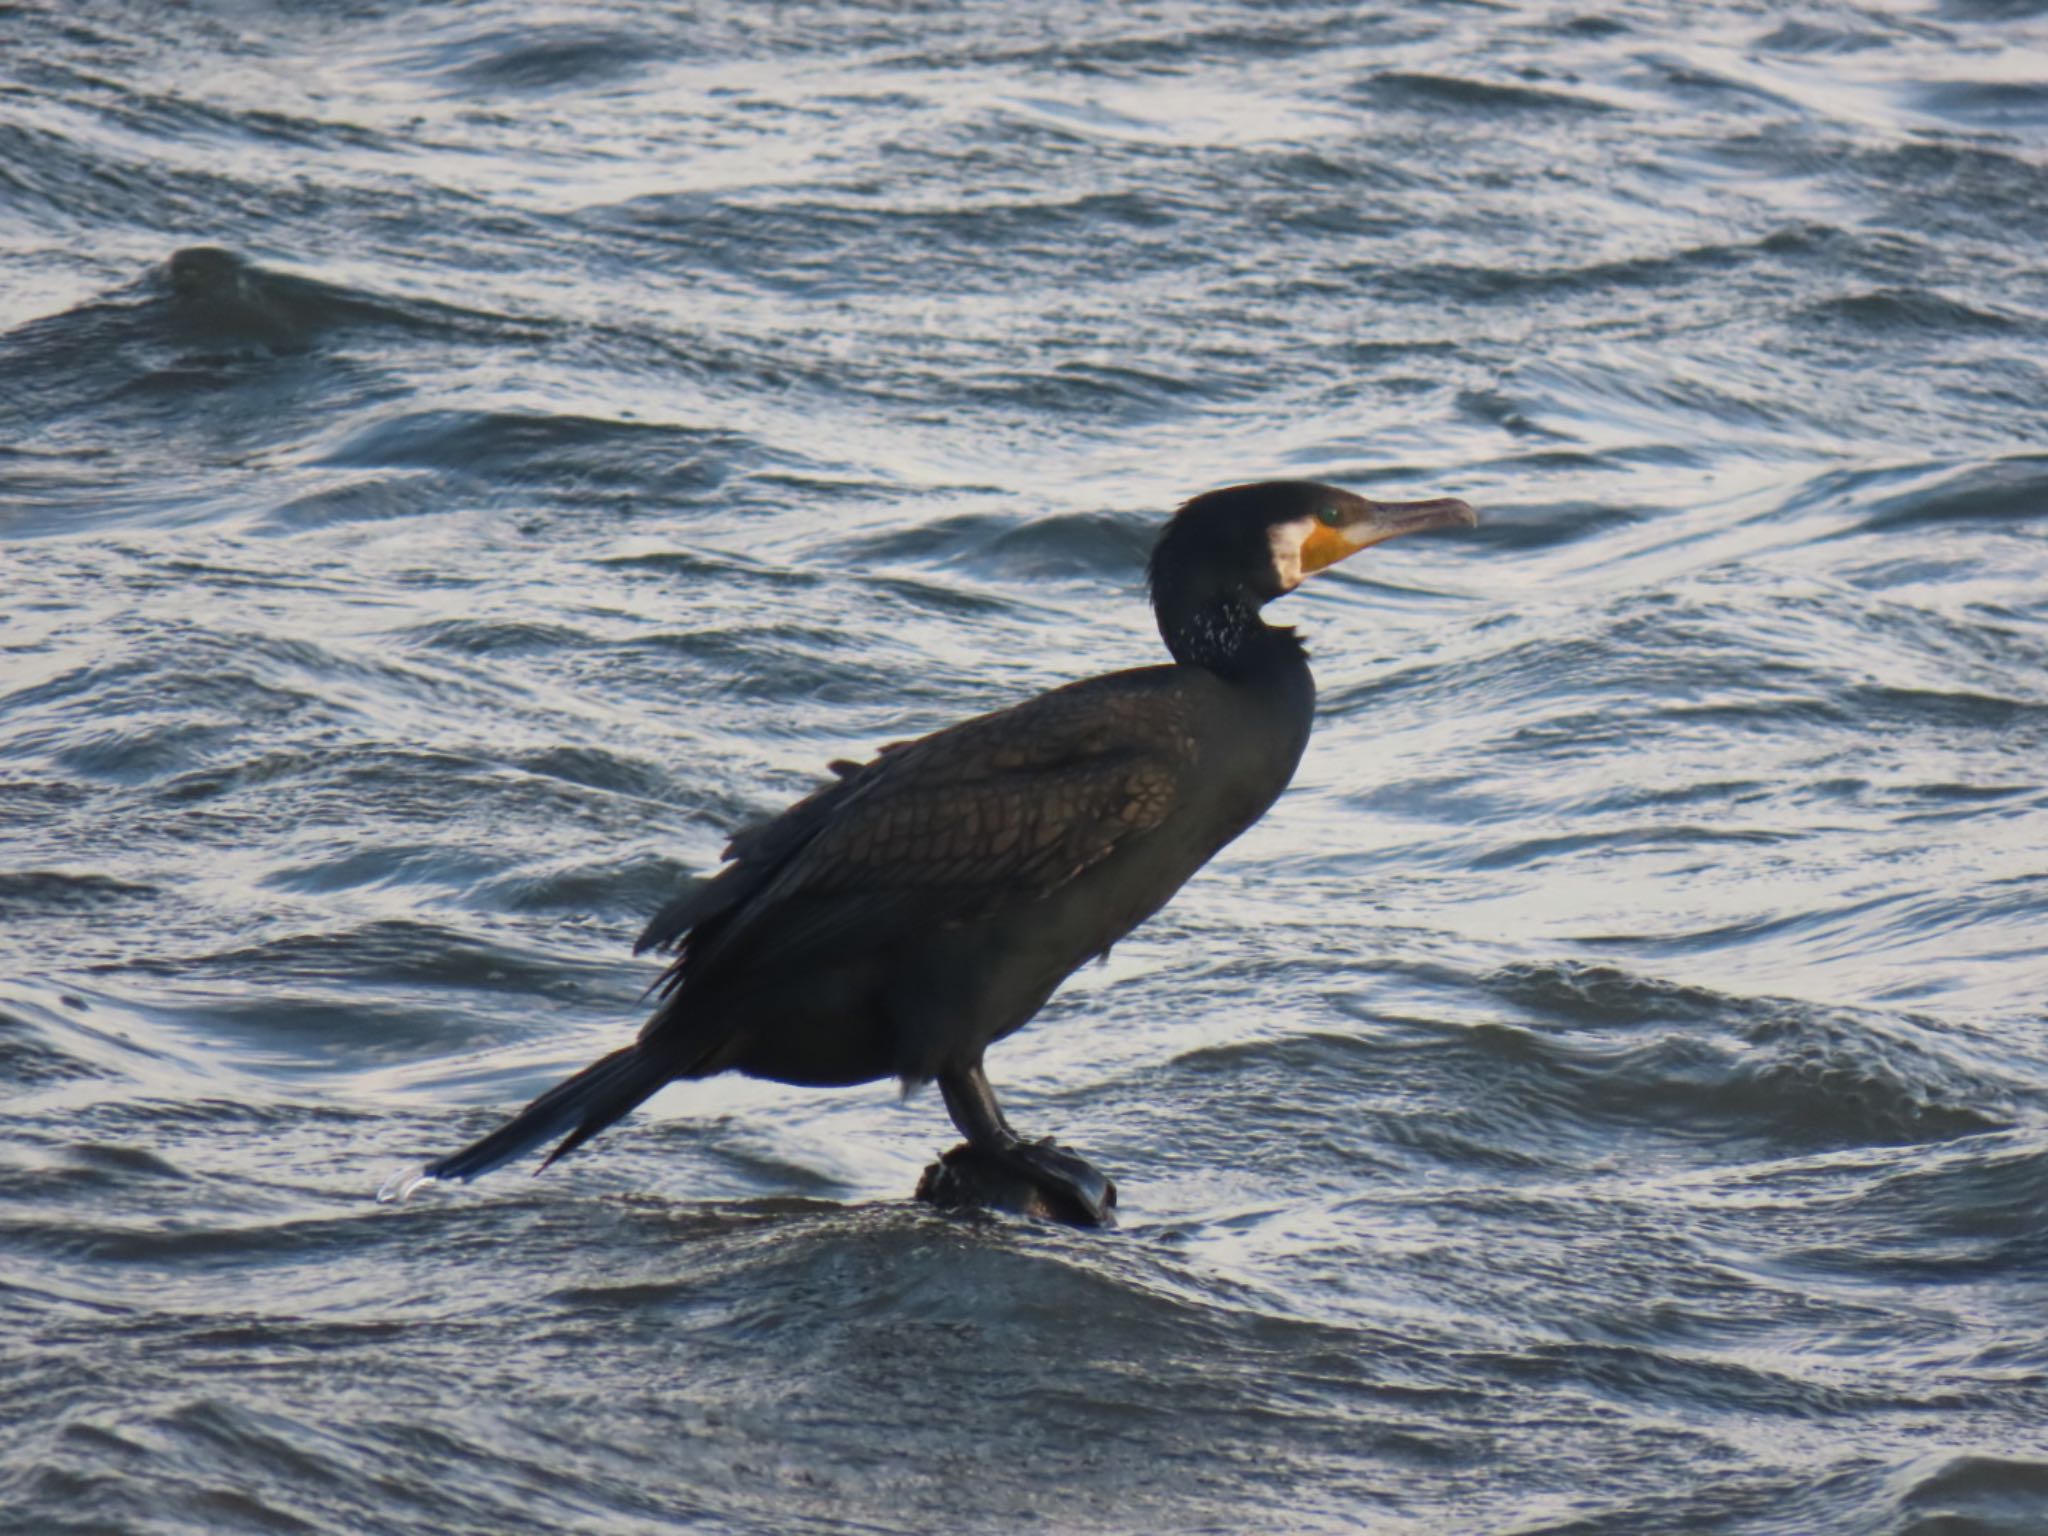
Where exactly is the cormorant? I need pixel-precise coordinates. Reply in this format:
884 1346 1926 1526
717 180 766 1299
381 481 1476 1225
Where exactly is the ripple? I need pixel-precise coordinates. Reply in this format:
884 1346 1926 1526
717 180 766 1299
314 409 753 493
1357 70 1618 117
1850 454 2048 536
424 26 658 94
844 506 1154 582
0 870 157 918
1896 1452 2048 1533
1800 286 2028 336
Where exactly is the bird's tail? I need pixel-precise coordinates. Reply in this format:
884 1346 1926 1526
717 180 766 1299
378 1043 669 1202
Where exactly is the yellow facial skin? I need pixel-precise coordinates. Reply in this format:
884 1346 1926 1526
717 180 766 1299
1289 494 1479 583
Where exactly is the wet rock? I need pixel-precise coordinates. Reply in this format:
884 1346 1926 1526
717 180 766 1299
915 1143 1118 1229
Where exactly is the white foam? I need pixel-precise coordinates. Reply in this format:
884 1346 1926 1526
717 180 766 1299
375 1163 439 1205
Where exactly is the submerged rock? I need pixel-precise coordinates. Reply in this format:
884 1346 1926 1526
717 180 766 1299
915 1142 1118 1229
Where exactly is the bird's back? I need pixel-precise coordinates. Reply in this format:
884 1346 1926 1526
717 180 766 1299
630 658 1311 1085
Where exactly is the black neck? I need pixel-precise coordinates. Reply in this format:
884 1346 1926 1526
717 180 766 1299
1153 586 1307 682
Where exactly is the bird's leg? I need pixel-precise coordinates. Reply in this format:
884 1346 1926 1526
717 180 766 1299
937 1063 1116 1227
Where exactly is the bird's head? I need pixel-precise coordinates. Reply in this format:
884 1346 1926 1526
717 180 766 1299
1149 479 1477 611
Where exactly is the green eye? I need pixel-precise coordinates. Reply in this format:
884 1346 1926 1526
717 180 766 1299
1316 506 1342 527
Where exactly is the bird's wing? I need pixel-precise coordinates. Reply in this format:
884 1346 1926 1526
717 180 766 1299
638 668 1195 994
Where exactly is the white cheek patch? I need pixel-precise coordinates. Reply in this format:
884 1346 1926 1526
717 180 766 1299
1267 515 1317 591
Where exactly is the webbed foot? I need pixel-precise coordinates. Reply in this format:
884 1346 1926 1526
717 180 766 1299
1002 1136 1117 1226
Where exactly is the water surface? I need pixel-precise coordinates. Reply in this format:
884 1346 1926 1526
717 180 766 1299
4 3 2048 1532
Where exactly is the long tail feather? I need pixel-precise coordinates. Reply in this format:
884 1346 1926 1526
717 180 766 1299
422 1043 668 1186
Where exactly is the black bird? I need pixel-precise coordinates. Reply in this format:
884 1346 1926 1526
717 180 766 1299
381 481 1475 1224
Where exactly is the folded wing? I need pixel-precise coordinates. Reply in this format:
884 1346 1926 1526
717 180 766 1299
635 670 1196 1003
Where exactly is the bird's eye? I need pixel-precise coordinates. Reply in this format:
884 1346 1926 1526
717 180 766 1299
1316 506 1342 527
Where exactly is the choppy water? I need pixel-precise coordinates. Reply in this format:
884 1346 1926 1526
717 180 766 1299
5 2 2048 1532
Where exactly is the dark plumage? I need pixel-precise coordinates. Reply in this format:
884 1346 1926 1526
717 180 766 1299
383 480 1475 1224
